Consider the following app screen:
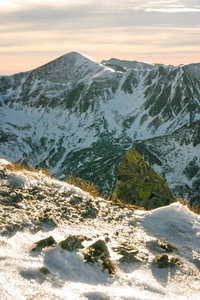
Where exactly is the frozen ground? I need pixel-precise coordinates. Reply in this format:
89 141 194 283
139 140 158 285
0 159 200 299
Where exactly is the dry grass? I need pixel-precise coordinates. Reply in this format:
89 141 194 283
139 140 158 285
4 160 51 177
110 197 147 210
65 175 100 198
4 160 199 214
5 161 35 173
38 166 51 177
102 194 111 202
178 198 200 215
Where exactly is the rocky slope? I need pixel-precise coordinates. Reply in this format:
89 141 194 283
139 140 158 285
0 52 200 201
0 159 200 299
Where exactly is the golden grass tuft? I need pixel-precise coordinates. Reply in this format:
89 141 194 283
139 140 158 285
38 166 51 177
65 175 100 198
4 160 51 177
178 198 200 215
5 161 35 173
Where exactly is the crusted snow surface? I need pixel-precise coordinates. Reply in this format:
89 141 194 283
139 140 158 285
0 159 200 300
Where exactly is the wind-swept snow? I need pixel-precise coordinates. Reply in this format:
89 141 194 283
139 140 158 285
0 159 199 299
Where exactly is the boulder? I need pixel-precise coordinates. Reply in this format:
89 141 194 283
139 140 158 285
112 148 175 209
59 235 84 251
84 240 110 262
84 240 116 274
158 240 176 253
153 254 181 268
81 207 98 219
153 254 169 268
39 267 51 275
32 236 57 251
114 245 140 264
119 252 140 264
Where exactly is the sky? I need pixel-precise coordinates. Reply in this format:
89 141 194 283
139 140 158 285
0 0 200 75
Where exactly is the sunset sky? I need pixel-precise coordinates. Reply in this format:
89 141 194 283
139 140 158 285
0 0 200 75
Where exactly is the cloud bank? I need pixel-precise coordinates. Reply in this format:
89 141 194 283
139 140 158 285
0 0 200 74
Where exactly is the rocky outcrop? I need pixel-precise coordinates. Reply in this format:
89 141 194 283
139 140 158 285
60 235 84 251
84 240 116 274
32 236 57 251
112 148 175 209
153 254 181 268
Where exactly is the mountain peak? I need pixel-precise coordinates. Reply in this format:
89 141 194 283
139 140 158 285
61 51 97 63
35 51 99 74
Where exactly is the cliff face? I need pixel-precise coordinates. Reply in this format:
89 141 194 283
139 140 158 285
112 148 175 210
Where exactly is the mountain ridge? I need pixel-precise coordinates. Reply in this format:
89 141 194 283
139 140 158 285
0 52 200 202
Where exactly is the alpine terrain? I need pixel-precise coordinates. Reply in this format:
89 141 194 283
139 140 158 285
0 159 200 299
0 52 200 203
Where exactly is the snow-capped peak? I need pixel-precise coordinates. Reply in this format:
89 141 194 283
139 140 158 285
0 52 200 204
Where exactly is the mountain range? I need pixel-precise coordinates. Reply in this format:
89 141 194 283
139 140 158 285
0 51 200 203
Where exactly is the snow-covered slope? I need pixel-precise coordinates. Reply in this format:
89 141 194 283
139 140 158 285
133 120 200 204
0 52 200 200
0 159 200 299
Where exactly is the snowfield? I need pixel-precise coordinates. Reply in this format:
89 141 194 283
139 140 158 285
0 159 200 299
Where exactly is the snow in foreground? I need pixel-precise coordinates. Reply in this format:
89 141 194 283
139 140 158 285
0 159 200 299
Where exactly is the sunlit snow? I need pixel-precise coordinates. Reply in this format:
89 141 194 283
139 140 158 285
0 159 199 299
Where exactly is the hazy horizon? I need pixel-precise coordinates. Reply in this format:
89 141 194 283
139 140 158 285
1 50 199 76
0 0 200 75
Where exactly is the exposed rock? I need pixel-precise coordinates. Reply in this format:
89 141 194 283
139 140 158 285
39 267 51 275
84 240 110 261
114 245 140 264
153 254 169 268
119 252 140 264
146 239 177 254
39 215 58 228
69 196 83 205
32 236 57 251
112 148 176 209
105 236 110 243
60 235 84 251
102 257 116 274
81 207 98 219
169 257 182 267
0 190 10 197
84 240 116 274
76 235 92 241
5 223 21 233
158 240 176 253
154 254 181 268
37 193 46 200
114 245 138 255
133 120 200 204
